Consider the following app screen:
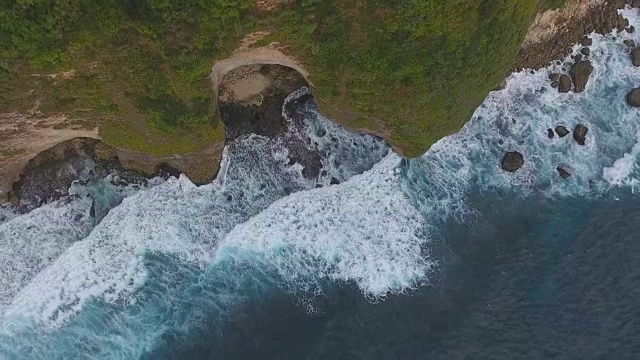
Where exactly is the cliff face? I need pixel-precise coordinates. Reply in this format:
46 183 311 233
4 0 624 199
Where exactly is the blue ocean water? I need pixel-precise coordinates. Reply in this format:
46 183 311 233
2 7 640 360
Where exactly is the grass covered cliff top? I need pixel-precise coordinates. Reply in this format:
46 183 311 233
1 0 564 157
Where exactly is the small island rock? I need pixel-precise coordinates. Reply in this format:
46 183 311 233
569 60 593 93
627 88 640 107
558 75 572 93
557 167 572 179
555 126 570 137
501 151 524 172
633 47 640 67
573 124 589 145
547 128 555 139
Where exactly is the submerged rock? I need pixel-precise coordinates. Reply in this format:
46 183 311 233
573 124 589 145
557 167 572 179
501 151 524 172
558 75 572 93
569 60 593 93
627 88 640 107
632 47 640 66
555 126 570 137
547 128 555 139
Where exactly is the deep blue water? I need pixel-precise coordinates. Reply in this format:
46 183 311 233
157 193 640 359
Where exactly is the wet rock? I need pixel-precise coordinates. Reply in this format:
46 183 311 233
627 88 640 107
555 126 570 137
558 75 572 93
632 47 640 66
581 47 591 56
557 167 572 179
581 37 593 47
569 60 593 93
573 124 589 145
629 26 636 33
617 14 627 31
330 177 340 185
547 128 555 139
624 39 636 48
501 151 524 172
551 81 559 89
10 138 146 212
548 73 560 81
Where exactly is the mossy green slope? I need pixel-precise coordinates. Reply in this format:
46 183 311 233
0 0 561 157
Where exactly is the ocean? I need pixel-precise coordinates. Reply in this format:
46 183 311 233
1 7 640 360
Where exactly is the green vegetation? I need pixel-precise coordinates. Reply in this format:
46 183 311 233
1 0 558 156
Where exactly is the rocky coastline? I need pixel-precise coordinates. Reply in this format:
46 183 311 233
5 1 640 207
513 0 640 71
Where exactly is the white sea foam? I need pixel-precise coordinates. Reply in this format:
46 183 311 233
220 153 431 298
2 113 390 328
603 132 640 187
0 197 93 310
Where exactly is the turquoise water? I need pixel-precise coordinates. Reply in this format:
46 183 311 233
2 8 640 359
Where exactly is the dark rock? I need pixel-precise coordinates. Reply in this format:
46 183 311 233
581 47 591 56
629 26 636 33
627 88 640 107
501 151 524 172
558 75 572 93
547 128 555 139
9 138 146 212
557 167 572 179
624 39 636 48
632 47 640 66
569 60 593 93
555 126 570 137
573 124 589 145
551 81 559 88
89 200 96 218
581 37 593 47
549 73 560 81
154 163 182 180
330 177 340 185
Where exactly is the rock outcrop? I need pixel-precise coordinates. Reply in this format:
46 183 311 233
627 88 640 107
9 138 145 212
547 128 555 138
555 126 570 137
557 166 572 179
558 75 572 93
573 124 589 145
501 151 524 172
632 47 640 67
569 59 593 93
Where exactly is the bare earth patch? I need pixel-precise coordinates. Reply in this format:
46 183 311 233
211 44 310 109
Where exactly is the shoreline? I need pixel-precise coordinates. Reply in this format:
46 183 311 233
2 1 639 204
513 0 638 71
